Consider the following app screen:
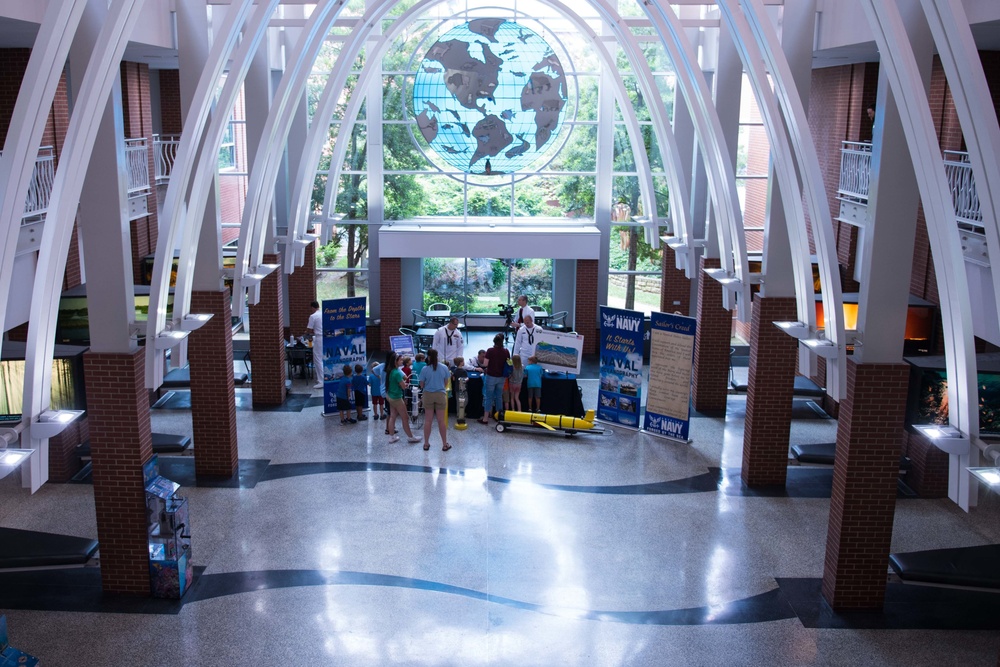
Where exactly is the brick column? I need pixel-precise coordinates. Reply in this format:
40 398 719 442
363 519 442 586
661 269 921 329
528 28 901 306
691 257 731 415
189 289 239 477
84 348 153 596
576 259 598 354
742 296 798 486
903 429 949 498
287 242 317 337
248 252 287 407
660 244 690 315
380 257 401 351
822 358 909 610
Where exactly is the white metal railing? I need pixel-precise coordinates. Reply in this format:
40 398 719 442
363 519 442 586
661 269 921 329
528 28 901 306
23 146 55 222
944 150 982 231
837 141 872 202
153 133 180 183
0 146 56 224
125 137 150 194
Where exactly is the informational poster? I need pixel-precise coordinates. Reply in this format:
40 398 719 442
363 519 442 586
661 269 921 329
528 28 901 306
533 330 584 375
643 311 696 442
389 335 415 357
322 297 367 414
597 306 644 428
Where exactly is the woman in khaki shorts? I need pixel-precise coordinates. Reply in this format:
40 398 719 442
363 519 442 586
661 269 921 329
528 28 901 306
418 348 453 451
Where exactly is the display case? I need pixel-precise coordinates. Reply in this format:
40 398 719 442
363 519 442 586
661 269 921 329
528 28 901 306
144 457 193 599
816 292 937 356
905 353 1000 436
56 284 174 345
0 341 88 420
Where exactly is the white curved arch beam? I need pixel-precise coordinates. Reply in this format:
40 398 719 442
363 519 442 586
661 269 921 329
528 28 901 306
0 0 87 353
234 0 364 319
638 1 750 319
725 0 846 398
308 0 665 256
920 0 1000 340
21 0 147 489
145 0 261 385
856 2 977 465
584 0 692 256
166 0 282 370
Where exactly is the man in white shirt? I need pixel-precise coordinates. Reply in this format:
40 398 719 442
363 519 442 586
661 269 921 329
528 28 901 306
306 301 324 388
513 314 542 361
431 317 465 366
513 295 534 331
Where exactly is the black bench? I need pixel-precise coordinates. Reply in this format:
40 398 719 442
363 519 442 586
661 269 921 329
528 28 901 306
0 527 98 569
730 374 826 397
76 432 192 459
791 442 912 472
156 366 250 398
889 545 1000 590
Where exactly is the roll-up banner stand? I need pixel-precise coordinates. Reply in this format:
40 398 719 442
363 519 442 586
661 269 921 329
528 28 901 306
643 311 696 442
597 306 644 429
321 297 367 416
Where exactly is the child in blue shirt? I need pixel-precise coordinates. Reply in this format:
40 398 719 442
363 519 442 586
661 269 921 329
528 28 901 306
352 363 369 421
524 356 544 413
369 361 385 420
336 364 356 424
411 352 427 378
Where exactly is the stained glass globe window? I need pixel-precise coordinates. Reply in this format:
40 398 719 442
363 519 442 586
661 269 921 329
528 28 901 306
411 18 568 175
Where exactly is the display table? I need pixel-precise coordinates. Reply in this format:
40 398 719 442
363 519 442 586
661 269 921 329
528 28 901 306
448 371 584 419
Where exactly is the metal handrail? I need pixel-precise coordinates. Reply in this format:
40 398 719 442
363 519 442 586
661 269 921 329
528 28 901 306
125 137 150 194
0 146 56 224
837 141 872 201
153 133 180 183
943 150 981 229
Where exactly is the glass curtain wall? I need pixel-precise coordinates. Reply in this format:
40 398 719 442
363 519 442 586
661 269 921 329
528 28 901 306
422 259 553 314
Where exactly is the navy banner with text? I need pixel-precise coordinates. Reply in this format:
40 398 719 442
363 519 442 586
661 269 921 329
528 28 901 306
643 311 696 441
597 306 644 428
322 297 367 414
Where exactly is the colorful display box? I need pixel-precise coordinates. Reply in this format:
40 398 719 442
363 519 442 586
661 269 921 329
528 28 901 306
144 457 193 599
0 616 39 667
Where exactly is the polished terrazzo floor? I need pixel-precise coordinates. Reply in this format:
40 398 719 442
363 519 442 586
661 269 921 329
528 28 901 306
1 366 1000 665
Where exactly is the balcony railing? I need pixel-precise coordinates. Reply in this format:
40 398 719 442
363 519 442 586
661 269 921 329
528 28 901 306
839 144 985 234
125 137 150 194
837 141 872 202
944 150 982 233
153 133 179 183
0 146 56 224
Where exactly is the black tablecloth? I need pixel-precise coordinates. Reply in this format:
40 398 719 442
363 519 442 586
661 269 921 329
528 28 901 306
448 372 584 420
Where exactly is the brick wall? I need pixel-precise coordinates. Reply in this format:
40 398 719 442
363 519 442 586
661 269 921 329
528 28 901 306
47 416 88 483
157 69 182 134
576 259 598 354
248 253 287 406
742 296 799 486
822 359 909 610
287 242 317 337
83 348 154 596
692 257 731 415
379 257 401 350
660 244 690 315
189 289 239 477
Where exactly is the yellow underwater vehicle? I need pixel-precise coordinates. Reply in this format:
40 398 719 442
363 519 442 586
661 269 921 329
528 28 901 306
495 409 606 436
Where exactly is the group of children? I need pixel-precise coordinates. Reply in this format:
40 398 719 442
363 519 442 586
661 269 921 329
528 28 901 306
333 350 545 425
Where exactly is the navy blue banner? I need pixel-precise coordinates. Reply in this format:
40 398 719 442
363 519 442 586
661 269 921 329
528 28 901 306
322 297 367 414
643 311 697 441
597 306 644 428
